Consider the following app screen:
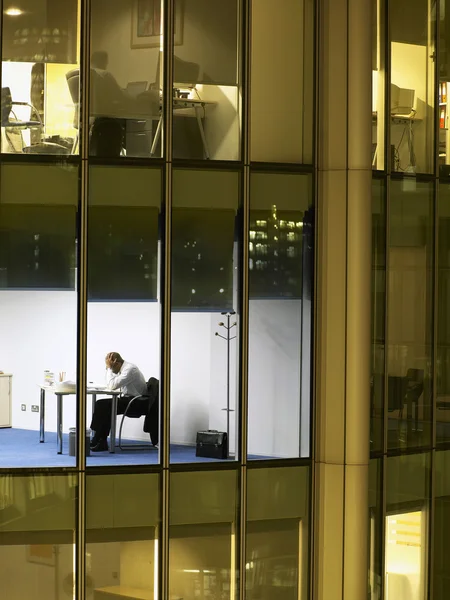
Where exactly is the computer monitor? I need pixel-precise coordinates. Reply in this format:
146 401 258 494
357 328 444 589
126 81 148 97
391 83 415 115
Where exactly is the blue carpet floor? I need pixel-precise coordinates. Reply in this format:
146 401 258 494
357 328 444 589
0 428 238 467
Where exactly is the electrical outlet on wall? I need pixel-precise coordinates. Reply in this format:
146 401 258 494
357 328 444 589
31 405 39 413
21 404 26 411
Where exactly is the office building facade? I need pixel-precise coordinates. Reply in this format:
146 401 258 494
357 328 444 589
0 0 448 599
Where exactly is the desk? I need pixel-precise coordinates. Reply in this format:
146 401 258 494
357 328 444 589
94 586 182 600
38 386 121 455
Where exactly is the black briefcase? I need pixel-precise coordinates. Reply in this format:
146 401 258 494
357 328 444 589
196 430 228 459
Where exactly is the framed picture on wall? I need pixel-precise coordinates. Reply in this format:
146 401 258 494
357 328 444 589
27 545 55 567
131 0 184 48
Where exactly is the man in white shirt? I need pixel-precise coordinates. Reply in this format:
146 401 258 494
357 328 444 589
90 352 148 452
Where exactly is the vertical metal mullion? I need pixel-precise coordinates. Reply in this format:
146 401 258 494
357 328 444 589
384 0 391 176
160 0 174 599
76 0 91 598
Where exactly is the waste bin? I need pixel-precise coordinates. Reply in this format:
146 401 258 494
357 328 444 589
69 428 91 456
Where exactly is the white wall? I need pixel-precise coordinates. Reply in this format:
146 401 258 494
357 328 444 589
0 291 308 455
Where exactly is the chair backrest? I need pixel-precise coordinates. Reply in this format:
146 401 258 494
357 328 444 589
65 69 80 129
146 377 159 400
1 87 12 125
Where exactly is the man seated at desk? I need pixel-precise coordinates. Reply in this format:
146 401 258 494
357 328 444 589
90 352 147 452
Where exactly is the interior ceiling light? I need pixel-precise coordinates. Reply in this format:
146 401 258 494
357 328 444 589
5 7 23 16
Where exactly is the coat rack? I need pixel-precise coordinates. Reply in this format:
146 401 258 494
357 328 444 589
215 310 236 456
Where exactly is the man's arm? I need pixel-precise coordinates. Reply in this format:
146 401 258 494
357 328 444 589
106 363 137 390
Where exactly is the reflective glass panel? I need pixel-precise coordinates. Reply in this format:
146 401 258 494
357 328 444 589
437 182 450 444
172 0 239 160
250 0 314 163
89 0 164 158
1 0 80 155
86 473 160 597
385 453 430 600
0 162 78 467
371 178 386 452
248 172 313 459
439 2 450 175
169 469 238 599
372 0 386 170
86 166 162 466
170 169 239 463
389 0 435 174
387 179 433 450
369 458 383 600
0 473 77 600
433 450 450 599
246 466 309 599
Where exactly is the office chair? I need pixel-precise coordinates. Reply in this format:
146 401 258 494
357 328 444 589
1 86 43 152
118 377 159 450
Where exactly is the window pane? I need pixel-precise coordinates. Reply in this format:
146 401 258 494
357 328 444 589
0 473 77 599
387 180 433 450
172 0 239 160
433 450 450 599
437 182 450 444
369 458 382 600
170 169 239 463
389 0 435 174
372 0 386 170
386 453 430 600
248 172 313 459
371 178 386 452
86 473 160 597
439 1 450 176
250 0 314 163
0 162 78 468
1 0 80 155
86 166 162 466
169 469 238 599
246 466 309 600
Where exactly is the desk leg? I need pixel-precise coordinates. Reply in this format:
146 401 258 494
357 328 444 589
110 395 117 454
194 106 210 160
150 118 162 156
91 394 97 426
57 394 63 454
40 388 45 443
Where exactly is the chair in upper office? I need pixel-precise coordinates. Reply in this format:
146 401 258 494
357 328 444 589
1 86 43 153
387 368 424 440
117 377 159 450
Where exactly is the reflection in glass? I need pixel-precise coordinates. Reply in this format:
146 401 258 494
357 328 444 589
250 0 314 163
169 470 237 599
246 466 309 600
437 183 450 444
389 0 434 174
170 170 239 462
89 0 163 158
0 163 78 468
1 0 80 155
385 453 430 600
433 451 450 599
372 0 385 170
86 166 161 466
248 173 313 459
86 473 160 598
0 474 77 600
371 178 386 452
387 180 433 450
369 459 382 600
172 0 239 160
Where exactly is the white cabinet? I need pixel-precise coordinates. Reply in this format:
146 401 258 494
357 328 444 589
0 374 12 428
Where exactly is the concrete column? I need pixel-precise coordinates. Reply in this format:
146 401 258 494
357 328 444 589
313 0 372 599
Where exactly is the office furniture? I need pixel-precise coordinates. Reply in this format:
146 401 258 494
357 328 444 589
38 385 120 454
118 377 159 450
1 86 43 152
386 369 424 442
0 374 12 428
94 586 182 600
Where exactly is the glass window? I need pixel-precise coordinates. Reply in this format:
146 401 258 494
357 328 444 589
387 179 433 450
437 182 450 444
169 469 238 599
372 0 386 171
172 0 240 160
250 0 314 164
0 473 77 599
433 450 450 599
1 0 80 155
86 473 160 597
385 453 430 600
0 162 78 468
86 166 162 466
371 178 386 452
439 2 450 176
389 0 435 174
89 0 163 158
248 172 313 459
246 466 309 600
170 169 240 463
369 458 383 600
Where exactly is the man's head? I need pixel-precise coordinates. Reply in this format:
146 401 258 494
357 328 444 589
91 50 108 70
105 352 123 373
